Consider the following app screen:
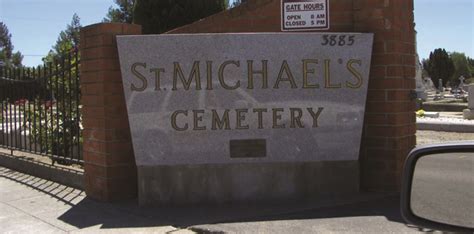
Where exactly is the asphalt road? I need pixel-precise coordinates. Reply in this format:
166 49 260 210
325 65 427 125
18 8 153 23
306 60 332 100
189 195 424 233
411 152 474 229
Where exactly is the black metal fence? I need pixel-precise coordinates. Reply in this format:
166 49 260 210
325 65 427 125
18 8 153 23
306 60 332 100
0 50 82 165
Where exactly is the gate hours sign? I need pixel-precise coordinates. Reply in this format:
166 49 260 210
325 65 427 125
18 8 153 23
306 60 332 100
281 0 329 31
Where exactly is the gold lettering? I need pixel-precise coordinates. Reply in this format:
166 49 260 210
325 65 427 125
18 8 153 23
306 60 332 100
307 107 324 127
324 59 341 88
274 60 297 89
171 110 188 131
206 61 213 90
247 60 268 89
346 59 363 89
235 109 249 129
192 110 206 130
131 62 147 91
290 108 304 128
302 59 319 88
218 60 240 90
272 108 285 128
150 68 165 91
253 108 267 129
173 61 201 91
211 109 231 130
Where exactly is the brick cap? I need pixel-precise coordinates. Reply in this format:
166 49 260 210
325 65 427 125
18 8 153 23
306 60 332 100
81 23 142 37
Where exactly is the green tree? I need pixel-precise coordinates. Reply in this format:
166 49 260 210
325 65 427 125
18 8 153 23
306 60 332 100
11 51 23 67
0 22 23 67
0 22 13 59
30 14 82 162
467 57 474 77
425 48 454 88
43 14 81 62
103 0 134 23
133 0 228 34
450 52 471 84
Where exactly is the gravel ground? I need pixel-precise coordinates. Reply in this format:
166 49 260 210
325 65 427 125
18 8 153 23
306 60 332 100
417 130 474 145
417 117 474 125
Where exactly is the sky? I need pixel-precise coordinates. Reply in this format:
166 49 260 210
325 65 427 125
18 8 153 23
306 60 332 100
0 0 473 67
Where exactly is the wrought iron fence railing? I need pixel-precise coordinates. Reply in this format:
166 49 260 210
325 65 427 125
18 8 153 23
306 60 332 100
0 50 82 165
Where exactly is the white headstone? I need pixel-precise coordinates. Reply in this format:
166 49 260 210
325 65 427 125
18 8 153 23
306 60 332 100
423 77 435 91
469 84 474 109
414 54 427 100
463 84 474 119
459 76 466 91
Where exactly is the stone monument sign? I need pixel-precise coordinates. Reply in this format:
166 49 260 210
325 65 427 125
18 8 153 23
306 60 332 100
117 33 373 204
118 33 373 166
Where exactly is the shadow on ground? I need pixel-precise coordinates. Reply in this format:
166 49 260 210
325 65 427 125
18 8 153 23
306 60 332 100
0 167 82 206
1 167 419 231
58 195 412 229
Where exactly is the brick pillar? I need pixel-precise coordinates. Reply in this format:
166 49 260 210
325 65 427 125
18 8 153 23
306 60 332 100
354 0 416 190
80 23 142 201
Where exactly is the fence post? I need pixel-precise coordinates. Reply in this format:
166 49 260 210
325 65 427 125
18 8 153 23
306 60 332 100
80 23 142 201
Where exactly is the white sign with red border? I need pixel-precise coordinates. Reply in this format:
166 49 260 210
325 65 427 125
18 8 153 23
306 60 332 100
281 0 329 31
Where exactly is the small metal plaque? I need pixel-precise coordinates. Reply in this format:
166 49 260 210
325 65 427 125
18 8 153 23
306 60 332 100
230 139 266 158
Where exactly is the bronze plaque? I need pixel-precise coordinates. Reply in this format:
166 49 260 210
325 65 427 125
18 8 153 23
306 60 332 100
230 139 266 158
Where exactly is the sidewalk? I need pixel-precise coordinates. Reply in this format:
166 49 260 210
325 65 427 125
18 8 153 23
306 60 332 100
0 166 424 234
0 166 191 233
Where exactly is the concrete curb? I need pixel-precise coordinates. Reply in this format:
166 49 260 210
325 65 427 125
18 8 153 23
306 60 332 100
422 102 468 112
0 152 84 189
417 121 474 133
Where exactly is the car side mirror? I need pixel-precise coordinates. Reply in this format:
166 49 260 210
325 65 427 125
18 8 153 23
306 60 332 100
401 142 474 232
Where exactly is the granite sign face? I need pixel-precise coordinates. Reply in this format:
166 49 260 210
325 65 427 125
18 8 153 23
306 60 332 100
117 33 373 166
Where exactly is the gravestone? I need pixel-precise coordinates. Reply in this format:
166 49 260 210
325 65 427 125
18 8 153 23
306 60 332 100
463 85 474 120
434 78 445 100
414 54 427 100
117 33 373 204
459 76 466 91
424 77 435 91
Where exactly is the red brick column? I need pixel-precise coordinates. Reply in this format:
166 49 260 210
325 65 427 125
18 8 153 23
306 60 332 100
80 23 142 201
354 0 416 190
77 0 416 199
